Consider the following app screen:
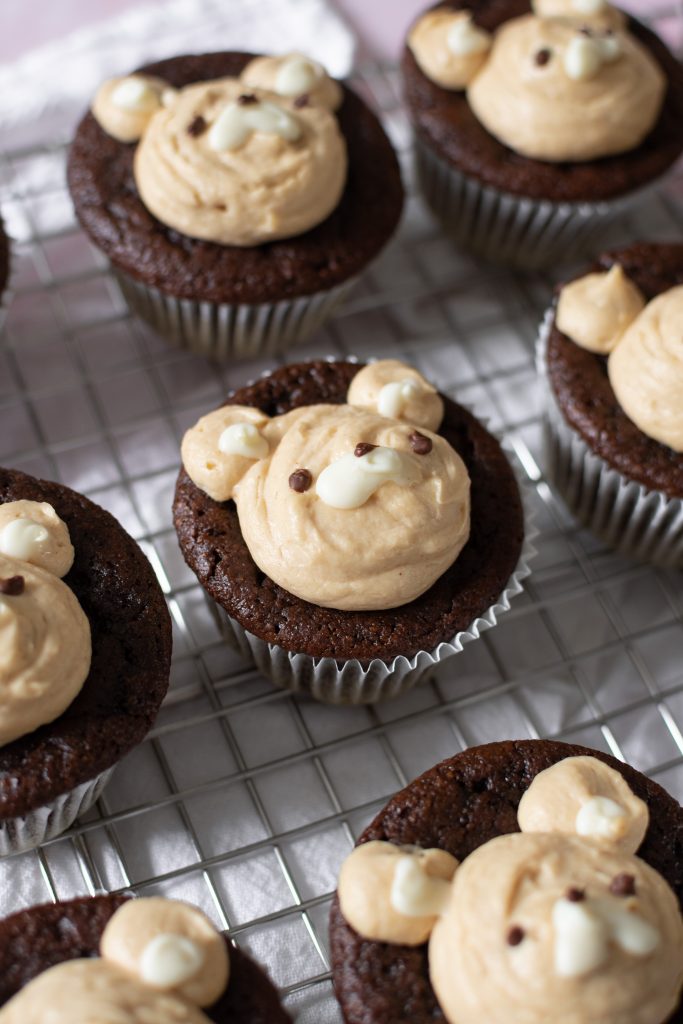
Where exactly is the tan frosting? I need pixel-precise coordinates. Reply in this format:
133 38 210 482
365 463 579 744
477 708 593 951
556 265 646 354
532 0 625 29
608 286 683 454
91 75 175 142
338 841 458 945
0 548 91 747
467 15 665 162
0 500 74 577
429 830 683 1024
347 359 444 432
408 10 491 90
517 755 649 854
240 53 343 110
0 960 210 1024
101 898 230 1007
134 77 346 246
180 405 271 503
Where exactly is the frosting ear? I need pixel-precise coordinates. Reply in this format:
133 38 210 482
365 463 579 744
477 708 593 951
347 360 444 432
338 840 458 945
100 898 230 1008
0 500 74 577
181 405 272 502
91 75 174 142
517 756 649 854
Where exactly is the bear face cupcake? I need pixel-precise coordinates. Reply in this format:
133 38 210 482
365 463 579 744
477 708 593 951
0 467 171 855
173 358 530 704
330 739 683 1024
540 241 683 567
402 0 683 268
0 895 291 1023
68 52 404 360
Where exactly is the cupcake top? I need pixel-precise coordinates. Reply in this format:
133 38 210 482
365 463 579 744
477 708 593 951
556 268 683 452
91 54 347 246
409 7 665 162
181 360 471 611
0 898 230 1023
337 754 683 1024
0 500 91 746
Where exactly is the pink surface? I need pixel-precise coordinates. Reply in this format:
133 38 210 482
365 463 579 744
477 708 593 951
1 0 663 64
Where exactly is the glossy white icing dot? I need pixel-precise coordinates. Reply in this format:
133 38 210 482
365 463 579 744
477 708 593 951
218 422 269 460
208 99 301 151
0 519 49 562
447 14 491 57
275 56 323 96
576 796 627 840
390 855 452 917
316 446 420 510
139 933 204 989
111 77 160 112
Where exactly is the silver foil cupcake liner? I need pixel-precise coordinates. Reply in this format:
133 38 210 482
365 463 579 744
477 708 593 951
0 766 115 858
537 308 683 568
112 267 358 361
414 137 656 271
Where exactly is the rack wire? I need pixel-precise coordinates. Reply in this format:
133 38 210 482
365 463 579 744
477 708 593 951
1 11 683 1020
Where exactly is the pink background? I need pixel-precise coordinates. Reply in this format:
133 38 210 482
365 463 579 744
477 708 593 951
0 0 663 64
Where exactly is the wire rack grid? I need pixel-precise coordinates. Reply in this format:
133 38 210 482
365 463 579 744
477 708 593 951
1 12 683 1021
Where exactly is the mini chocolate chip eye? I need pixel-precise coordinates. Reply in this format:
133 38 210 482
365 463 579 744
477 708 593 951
289 468 313 493
579 25 593 36
0 575 24 595
409 431 432 455
294 93 310 108
237 93 259 106
534 48 552 66
187 114 207 137
610 873 636 897
507 925 525 946
354 442 377 458
565 887 585 903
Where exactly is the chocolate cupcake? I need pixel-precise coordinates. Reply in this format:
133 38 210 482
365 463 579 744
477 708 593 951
402 0 683 268
330 738 683 1024
0 894 291 1023
0 467 171 855
68 52 403 360
539 241 683 567
173 358 531 704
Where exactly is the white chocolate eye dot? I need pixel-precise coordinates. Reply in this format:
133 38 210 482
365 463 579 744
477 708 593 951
208 99 301 152
139 933 204 989
111 77 160 112
0 519 49 561
447 14 491 57
275 56 322 96
576 796 627 840
218 422 269 459
390 856 452 917
377 379 421 419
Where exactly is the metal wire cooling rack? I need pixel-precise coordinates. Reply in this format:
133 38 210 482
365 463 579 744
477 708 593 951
1 12 683 1021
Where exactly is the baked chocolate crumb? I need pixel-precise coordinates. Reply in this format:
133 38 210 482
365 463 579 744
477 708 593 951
289 469 313 493
534 48 552 66
610 873 636 897
187 114 207 137
409 431 432 455
0 575 24 596
294 94 310 108
237 93 259 106
566 887 585 903
506 925 525 946
354 442 377 458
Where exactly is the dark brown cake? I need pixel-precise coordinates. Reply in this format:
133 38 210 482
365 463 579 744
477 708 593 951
546 242 683 499
173 360 524 664
402 1 683 203
0 894 291 1024
329 738 683 1024
0 467 172 820
67 52 404 306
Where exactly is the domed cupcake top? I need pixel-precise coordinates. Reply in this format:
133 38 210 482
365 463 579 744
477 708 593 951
337 755 683 1024
181 361 471 611
91 54 348 247
0 500 90 747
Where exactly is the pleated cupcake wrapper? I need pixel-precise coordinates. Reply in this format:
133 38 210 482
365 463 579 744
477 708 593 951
0 766 115 858
112 266 358 361
203 354 536 704
537 308 683 568
414 136 658 271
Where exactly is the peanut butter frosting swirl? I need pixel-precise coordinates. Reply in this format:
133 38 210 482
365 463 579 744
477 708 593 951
608 285 683 454
467 14 665 162
181 362 471 612
133 77 347 246
0 501 90 748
